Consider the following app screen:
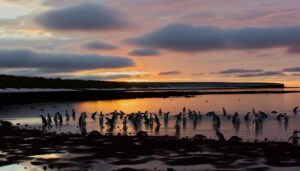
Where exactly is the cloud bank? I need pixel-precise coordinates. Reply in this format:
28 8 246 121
214 68 287 78
35 2 128 31
61 74 132 81
0 49 134 73
129 49 159 56
282 67 300 72
217 68 263 74
238 71 284 77
84 41 118 50
126 23 300 53
158 71 180 75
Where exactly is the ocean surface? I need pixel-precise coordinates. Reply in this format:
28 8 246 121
1 88 300 142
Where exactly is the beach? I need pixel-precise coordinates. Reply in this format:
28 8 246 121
1 124 300 171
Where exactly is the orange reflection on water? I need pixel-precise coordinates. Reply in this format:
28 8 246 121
2 91 300 141
75 93 292 115
31 153 63 159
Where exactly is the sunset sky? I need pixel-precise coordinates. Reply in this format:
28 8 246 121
1 0 300 86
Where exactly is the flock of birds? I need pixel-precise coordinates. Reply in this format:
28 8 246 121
39 106 300 144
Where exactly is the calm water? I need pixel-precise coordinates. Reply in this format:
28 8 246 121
1 89 300 142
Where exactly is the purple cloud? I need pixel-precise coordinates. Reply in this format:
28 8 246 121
35 2 129 31
217 68 263 74
129 49 160 56
282 67 300 72
159 71 181 75
84 41 118 50
126 23 300 53
0 48 135 73
238 71 284 77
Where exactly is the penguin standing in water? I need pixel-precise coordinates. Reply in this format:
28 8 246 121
159 108 163 116
123 116 127 128
174 120 180 136
149 114 154 131
99 112 104 129
197 111 202 120
58 112 63 125
106 116 115 133
79 112 86 127
79 113 87 135
277 113 285 121
91 112 97 120
175 112 182 122
252 108 256 115
192 114 198 130
293 106 299 114
155 115 161 126
164 112 169 127
144 113 150 128
122 116 128 135
253 117 263 136
183 107 186 113
232 112 240 133
182 113 187 130
288 131 300 145
53 113 58 125
232 112 240 124
72 109 76 121
244 112 251 130
40 115 47 128
244 112 250 122
47 114 52 126
213 114 221 131
284 115 289 130
223 107 227 117
65 110 70 122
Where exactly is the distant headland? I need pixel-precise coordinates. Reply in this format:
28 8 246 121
0 75 284 90
0 75 292 106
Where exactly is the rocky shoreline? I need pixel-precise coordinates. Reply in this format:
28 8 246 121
1 123 300 171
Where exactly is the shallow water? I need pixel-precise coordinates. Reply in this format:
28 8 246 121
1 89 300 141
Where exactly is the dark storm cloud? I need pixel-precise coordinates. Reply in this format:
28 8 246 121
217 68 263 74
282 67 300 72
128 49 160 56
84 41 118 50
238 71 284 77
0 49 134 73
158 71 180 75
125 23 300 52
35 2 128 31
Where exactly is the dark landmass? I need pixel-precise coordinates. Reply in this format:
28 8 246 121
0 75 293 106
0 75 284 89
1 124 300 171
1 89 300 106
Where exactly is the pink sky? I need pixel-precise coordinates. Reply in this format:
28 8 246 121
0 0 300 86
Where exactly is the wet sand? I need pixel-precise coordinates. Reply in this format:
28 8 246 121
1 124 300 171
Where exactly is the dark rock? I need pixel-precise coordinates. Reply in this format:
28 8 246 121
136 131 148 137
228 136 243 142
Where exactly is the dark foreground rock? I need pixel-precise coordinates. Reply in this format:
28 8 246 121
1 125 300 170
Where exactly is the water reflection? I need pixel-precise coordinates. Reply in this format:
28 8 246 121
1 92 300 141
253 118 263 137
